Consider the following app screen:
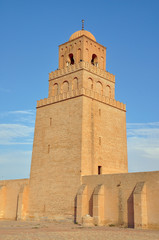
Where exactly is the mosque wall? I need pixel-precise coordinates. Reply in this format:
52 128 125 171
0 179 29 220
76 171 159 229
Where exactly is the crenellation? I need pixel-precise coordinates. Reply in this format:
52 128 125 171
49 62 115 83
37 87 126 111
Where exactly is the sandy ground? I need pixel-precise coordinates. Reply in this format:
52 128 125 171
0 220 159 240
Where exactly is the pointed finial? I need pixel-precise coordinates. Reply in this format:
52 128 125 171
82 19 84 30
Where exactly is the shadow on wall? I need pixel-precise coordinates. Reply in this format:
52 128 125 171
89 193 93 217
127 192 134 228
74 195 77 223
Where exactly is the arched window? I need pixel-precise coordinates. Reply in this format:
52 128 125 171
69 53 74 65
96 81 103 95
91 54 98 67
53 83 58 96
88 78 93 90
106 85 111 98
62 81 69 93
72 77 78 90
77 49 81 63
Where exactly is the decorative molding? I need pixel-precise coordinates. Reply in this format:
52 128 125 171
49 62 115 83
37 88 126 111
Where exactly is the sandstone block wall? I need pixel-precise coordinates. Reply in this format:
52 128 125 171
79 171 159 229
28 97 83 220
0 179 29 220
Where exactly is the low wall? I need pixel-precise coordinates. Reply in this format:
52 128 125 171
77 171 159 229
0 179 29 220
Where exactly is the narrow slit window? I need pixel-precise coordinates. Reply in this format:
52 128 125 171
48 144 50 153
98 166 102 175
99 109 101 116
99 137 101 145
50 118 52 126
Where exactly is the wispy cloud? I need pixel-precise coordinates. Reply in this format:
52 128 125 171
0 109 34 179
9 110 34 115
127 122 159 172
0 123 34 145
0 109 35 145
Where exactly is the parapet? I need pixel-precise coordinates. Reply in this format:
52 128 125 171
37 87 126 111
49 61 115 83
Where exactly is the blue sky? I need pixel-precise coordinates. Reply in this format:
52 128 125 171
0 0 159 179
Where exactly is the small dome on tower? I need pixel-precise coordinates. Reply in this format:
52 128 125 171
69 30 96 42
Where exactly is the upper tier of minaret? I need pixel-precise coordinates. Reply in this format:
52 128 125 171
58 29 106 71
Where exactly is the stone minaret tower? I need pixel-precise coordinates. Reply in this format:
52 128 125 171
27 29 128 220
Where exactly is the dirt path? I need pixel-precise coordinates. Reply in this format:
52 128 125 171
0 220 159 240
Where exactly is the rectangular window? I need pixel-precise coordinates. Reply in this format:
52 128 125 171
99 137 101 145
98 166 102 175
99 109 101 116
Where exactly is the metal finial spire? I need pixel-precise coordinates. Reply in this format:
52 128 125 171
82 19 84 30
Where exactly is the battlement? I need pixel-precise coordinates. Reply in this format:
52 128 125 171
49 62 115 83
37 87 126 111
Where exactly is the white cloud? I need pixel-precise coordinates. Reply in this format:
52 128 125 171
0 123 34 145
0 110 35 145
0 109 159 179
127 122 159 172
9 110 35 115
0 109 34 179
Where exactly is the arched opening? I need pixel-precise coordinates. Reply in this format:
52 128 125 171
77 49 81 63
96 81 103 95
72 77 78 90
91 54 98 66
69 53 74 65
52 83 58 96
62 81 69 93
106 85 111 98
88 78 93 90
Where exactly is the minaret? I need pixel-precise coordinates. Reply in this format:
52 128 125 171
27 29 128 220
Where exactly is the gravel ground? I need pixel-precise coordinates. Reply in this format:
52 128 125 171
0 220 159 240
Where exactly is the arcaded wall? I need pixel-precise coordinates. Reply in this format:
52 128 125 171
80 171 159 229
0 179 29 220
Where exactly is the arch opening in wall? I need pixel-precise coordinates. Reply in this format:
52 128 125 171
77 48 81 63
62 81 69 93
106 85 111 98
96 81 103 95
72 77 78 90
91 54 98 67
88 77 93 90
53 83 58 96
69 53 74 65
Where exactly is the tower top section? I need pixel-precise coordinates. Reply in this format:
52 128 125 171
69 30 96 42
58 29 106 71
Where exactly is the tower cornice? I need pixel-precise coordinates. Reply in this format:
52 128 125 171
49 62 115 83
